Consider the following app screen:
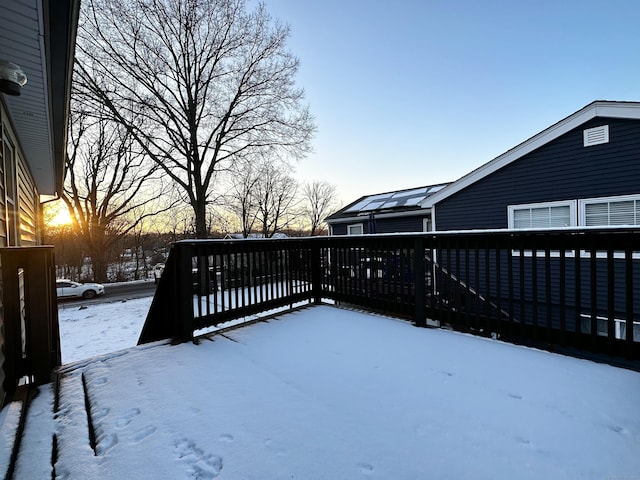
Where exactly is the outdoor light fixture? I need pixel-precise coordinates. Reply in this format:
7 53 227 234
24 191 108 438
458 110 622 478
0 60 27 96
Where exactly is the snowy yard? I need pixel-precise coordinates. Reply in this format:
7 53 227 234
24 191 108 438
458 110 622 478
57 297 153 363
7 302 640 478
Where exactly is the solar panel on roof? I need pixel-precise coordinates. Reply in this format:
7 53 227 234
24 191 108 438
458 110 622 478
362 201 386 211
391 187 428 198
344 193 391 212
403 196 426 206
344 200 371 212
341 184 449 214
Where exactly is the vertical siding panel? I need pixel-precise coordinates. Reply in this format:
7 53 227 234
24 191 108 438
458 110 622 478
17 155 37 246
0 117 7 246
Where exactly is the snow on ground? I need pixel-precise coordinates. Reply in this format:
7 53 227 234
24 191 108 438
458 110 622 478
33 303 640 478
58 297 152 363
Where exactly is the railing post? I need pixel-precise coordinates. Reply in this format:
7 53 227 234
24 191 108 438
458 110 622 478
414 237 426 327
0 246 60 404
311 241 322 304
24 248 61 385
176 243 195 342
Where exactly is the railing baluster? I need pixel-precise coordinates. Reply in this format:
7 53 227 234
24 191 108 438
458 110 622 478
607 245 615 351
624 243 634 351
531 238 538 340
545 236 552 342
507 234 514 337
590 247 598 347
495 238 502 338
414 237 426 327
518 240 526 339
559 246 566 346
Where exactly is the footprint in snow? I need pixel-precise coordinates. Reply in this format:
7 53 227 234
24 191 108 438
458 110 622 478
96 433 118 455
174 438 223 479
357 462 374 475
607 425 627 434
264 438 288 457
91 377 108 386
131 425 156 444
116 407 141 428
508 393 523 400
218 434 234 443
92 407 110 421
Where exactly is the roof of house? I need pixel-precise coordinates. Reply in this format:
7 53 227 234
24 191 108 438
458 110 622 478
326 183 450 223
1 0 79 195
420 100 640 208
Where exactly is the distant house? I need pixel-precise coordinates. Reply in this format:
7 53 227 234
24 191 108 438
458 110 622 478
325 184 450 235
330 101 640 234
328 101 640 340
424 101 640 232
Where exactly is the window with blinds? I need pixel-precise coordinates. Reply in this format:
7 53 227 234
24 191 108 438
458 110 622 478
582 196 640 226
508 202 576 229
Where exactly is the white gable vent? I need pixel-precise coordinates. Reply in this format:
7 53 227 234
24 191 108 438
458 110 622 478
583 125 609 147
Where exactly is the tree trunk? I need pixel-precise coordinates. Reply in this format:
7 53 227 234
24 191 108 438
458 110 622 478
91 253 109 283
194 197 209 239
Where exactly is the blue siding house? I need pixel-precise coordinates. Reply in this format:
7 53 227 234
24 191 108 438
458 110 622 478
331 101 640 233
422 101 640 232
327 101 640 342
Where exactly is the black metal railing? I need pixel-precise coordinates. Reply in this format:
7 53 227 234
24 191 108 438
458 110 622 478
0 246 61 407
138 239 318 343
139 229 640 362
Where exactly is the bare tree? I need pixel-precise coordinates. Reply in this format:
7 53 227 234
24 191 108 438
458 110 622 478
253 160 299 238
302 180 338 235
224 160 260 237
62 107 175 282
74 0 315 238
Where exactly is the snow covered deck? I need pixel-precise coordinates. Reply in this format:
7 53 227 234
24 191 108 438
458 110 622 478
6 305 640 479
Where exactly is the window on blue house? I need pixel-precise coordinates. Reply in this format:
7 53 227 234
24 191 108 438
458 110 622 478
508 201 576 229
580 194 640 226
347 223 363 235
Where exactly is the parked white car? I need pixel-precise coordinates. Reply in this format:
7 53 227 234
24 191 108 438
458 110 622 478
56 280 105 299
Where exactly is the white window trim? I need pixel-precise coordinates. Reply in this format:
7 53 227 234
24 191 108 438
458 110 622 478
507 196 640 257
507 200 577 230
347 223 364 235
578 193 640 227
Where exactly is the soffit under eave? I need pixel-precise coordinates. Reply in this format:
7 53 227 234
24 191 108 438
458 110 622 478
0 0 78 196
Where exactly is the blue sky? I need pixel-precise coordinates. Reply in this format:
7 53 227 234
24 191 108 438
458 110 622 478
262 0 640 204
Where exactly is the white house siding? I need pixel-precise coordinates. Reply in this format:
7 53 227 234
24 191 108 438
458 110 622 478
17 154 38 246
